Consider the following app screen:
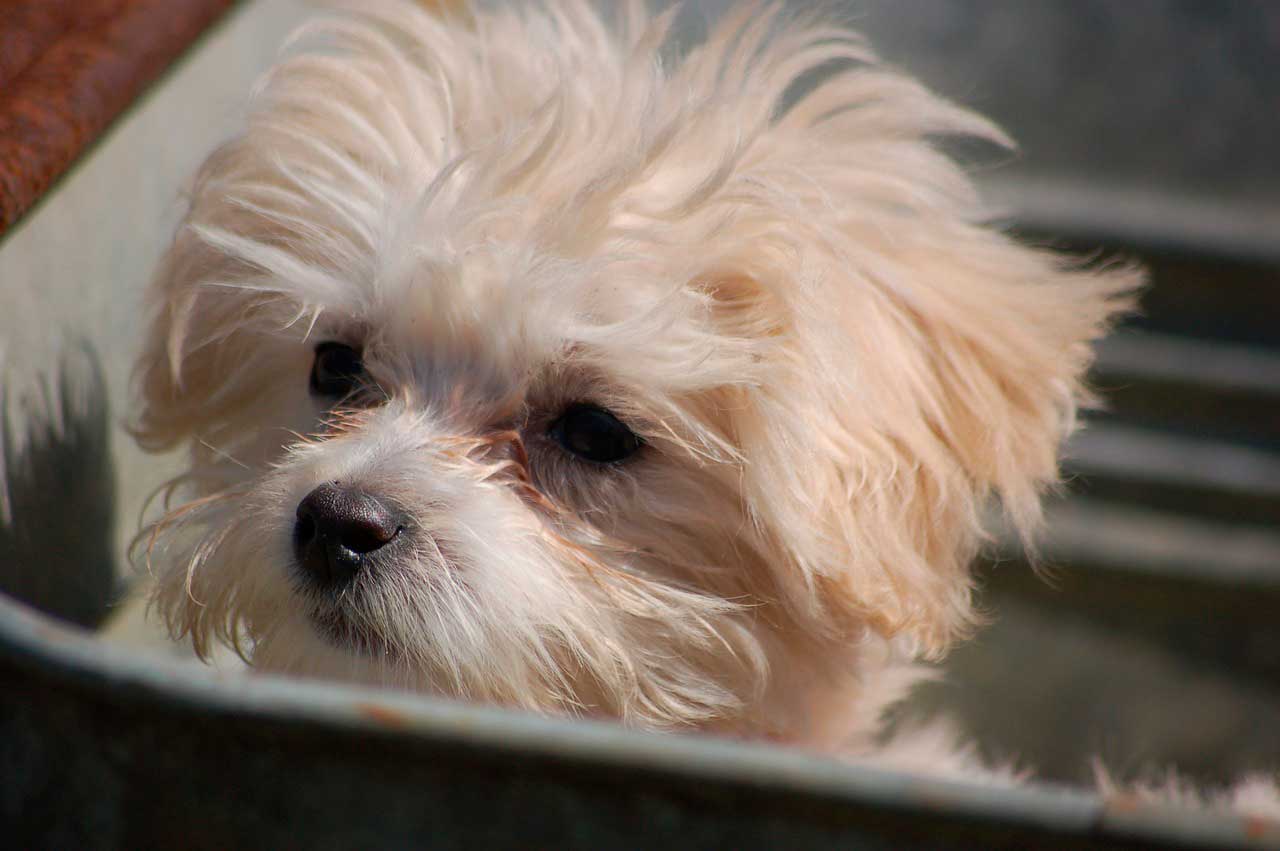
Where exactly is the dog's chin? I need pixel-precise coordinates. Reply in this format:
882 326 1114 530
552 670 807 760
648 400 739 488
309 605 399 661
261 566 408 670
248 604 408 690
281 547 408 662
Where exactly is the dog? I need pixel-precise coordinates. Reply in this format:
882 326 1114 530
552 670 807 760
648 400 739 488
133 0 1277 809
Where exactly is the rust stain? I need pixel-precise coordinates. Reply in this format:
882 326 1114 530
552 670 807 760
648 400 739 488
1245 815 1280 841
355 702 410 729
0 0 237 235
1101 792 1144 815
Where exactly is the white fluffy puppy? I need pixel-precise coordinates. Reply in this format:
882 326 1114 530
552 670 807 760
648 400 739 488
135 0 1136 759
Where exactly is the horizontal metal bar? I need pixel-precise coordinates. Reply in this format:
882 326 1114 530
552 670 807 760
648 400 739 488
1094 332 1280 398
1008 499 1280 586
985 177 1280 269
1066 424 1280 502
2 592 1274 848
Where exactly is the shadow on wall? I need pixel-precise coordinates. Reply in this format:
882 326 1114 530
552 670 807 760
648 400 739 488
0 343 117 628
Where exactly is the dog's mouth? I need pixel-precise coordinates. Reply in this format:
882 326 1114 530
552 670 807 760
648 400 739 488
310 607 398 659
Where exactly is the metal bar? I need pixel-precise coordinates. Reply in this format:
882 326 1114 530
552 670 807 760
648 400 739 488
0 0 239 236
1 593 1274 848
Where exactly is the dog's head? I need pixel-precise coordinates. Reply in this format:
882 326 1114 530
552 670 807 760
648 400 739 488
134 1 1135 743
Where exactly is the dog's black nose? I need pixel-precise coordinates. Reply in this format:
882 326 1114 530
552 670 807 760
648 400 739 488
293 482 402 588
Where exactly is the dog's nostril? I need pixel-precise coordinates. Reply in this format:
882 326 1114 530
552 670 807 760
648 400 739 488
340 515 400 554
293 513 317 547
292 482 403 587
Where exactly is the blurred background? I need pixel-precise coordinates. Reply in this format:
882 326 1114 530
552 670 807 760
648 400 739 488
1 0 1276 789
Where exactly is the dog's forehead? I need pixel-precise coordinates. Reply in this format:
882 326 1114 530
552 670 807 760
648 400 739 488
348 225 721 395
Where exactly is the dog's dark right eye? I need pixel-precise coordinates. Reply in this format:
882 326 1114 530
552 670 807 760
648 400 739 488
310 342 365 399
549 404 641 464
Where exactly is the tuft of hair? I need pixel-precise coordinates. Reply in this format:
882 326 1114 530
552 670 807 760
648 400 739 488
1094 762 1280 822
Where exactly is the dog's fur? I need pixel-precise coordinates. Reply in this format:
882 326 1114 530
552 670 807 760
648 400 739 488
135 0 1140 761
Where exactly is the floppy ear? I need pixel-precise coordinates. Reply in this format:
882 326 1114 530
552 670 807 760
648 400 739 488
717 226 1137 657
681 32 1141 655
132 23 405 463
131 140 331 466
888 240 1141 540
133 228 255 454
133 4 448 461
721 229 1141 652
132 208 312 460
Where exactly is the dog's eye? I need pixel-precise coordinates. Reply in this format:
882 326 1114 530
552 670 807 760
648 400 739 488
310 342 365 399
549 404 640 464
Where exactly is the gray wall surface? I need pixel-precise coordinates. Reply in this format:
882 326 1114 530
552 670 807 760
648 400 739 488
0 0 312 571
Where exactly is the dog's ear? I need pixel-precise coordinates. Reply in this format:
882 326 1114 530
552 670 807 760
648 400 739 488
132 147 318 461
133 238 288 457
713 232 1136 657
133 231 239 453
678 50 1140 654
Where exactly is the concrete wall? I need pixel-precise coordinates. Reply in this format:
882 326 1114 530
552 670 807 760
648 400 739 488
0 0 312 571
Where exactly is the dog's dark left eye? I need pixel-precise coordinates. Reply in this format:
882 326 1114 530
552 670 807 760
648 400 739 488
549 404 640 464
310 342 365 399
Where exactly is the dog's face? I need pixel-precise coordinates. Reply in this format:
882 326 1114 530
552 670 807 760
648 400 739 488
135 2 1134 743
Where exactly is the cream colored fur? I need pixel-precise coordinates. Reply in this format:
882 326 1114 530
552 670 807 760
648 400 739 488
134 0 1142 762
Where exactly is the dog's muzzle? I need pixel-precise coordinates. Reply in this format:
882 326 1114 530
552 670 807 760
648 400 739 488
292 482 404 589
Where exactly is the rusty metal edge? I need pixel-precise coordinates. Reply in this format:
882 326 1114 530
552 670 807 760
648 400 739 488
1 592 1275 848
0 0 241 239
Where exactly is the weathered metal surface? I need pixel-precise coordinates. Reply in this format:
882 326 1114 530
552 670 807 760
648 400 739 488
840 0 1280 262
1 592 1276 849
0 0 239 236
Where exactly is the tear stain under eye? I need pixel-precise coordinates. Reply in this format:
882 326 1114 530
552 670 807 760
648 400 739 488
432 428 651 586
436 429 555 510
314 405 380 439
